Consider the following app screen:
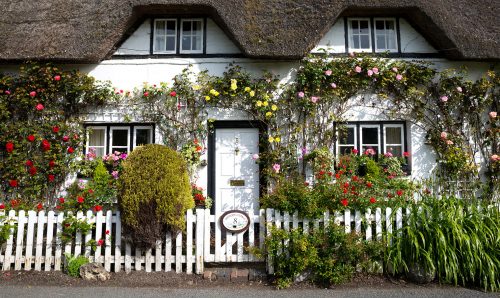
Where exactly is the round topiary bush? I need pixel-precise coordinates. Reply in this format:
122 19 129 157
118 144 193 249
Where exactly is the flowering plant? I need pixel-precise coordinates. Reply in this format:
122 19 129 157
191 184 212 209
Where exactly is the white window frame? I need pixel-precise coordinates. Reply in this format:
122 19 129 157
179 18 204 54
337 124 357 155
347 18 372 52
153 18 177 54
383 124 405 156
109 126 130 154
360 124 381 154
374 18 398 53
86 126 107 157
133 126 154 149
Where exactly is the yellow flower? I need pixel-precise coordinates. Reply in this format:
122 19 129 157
244 87 251 92
192 85 201 91
230 79 238 91
265 112 272 117
249 90 255 97
205 96 211 101
263 101 268 107
210 89 220 96
268 136 274 143
271 104 278 111
275 137 281 142
264 94 270 100
256 100 262 107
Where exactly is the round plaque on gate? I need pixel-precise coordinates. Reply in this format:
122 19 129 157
220 210 251 233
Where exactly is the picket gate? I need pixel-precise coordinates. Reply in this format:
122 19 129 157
0 207 404 274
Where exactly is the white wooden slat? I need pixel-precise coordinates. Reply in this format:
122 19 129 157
74 211 84 257
94 211 104 264
25 211 36 271
334 211 342 226
135 248 142 271
396 208 403 232
375 208 382 241
44 211 55 271
175 232 182 273
237 229 244 262
215 209 222 262
34 210 45 271
155 240 162 272
259 209 265 252
124 242 132 273
186 209 193 274
84 211 93 257
386 207 393 236
203 210 211 262
247 212 255 262
303 217 309 234
355 210 362 233
2 210 16 271
14 210 26 270
292 211 299 230
323 210 330 229
266 208 274 274
344 209 351 234
54 212 64 271
195 209 204 274
114 211 122 273
145 248 152 272
225 231 232 262
313 217 320 231
365 209 372 241
165 231 172 271
274 211 282 255
104 210 112 272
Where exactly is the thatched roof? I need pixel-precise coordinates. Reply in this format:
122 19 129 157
0 0 498 62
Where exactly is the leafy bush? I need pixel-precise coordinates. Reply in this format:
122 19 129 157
257 223 384 289
118 144 193 249
386 195 500 292
65 253 89 277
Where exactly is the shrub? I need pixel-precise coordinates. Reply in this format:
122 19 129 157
65 253 89 278
118 144 193 249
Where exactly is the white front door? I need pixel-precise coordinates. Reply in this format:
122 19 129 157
215 128 260 215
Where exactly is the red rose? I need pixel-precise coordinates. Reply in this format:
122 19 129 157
97 239 104 246
73 134 79 140
352 175 359 182
36 103 44 111
62 135 69 142
10 199 18 207
59 197 65 204
370 197 377 204
29 167 37 176
396 189 403 196
341 199 348 207
88 189 94 194
27 135 35 142
25 160 33 167
0 203 4 210
195 145 202 152
36 203 43 211
9 179 18 187
56 205 62 210
327 171 333 177
29 91 37 97
94 205 102 212
366 182 373 188
143 91 149 97
5 142 14 153
170 91 177 97
49 160 56 168
77 196 84 204
48 174 55 182
52 126 60 133
335 173 341 179
105 230 110 235
54 75 61 81
5 90 10 95
67 147 74 154
41 139 50 151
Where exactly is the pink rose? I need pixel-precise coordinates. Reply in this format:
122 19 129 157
440 132 447 139
384 152 393 157
349 52 355 57
143 91 149 97
29 91 37 97
367 70 373 77
324 70 332 76
446 140 454 145
297 91 305 98
62 135 69 142
35 103 44 111
403 151 410 157
330 83 337 88
5 90 10 95
355 66 362 73
252 153 259 160
272 163 281 173
170 91 177 97
54 75 61 81
392 67 398 73
396 74 403 81
456 86 462 93
372 67 379 74
489 111 497 119
310 96 319 103
440 95 448 102
491 154 499 162
352 148 359 154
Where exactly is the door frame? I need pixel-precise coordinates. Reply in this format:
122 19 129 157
207 120 268 214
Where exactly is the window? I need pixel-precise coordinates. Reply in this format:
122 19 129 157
346 17 399 53
336 122 406 157
153 18 204 54
85 124 154 157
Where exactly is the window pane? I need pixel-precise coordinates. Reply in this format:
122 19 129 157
192 21 201 32
167 21 176 35
385 20 395 30
182 36 191 50
360 35 370 49
386 127 402 144
155 37 165 52
375 20 384 30
182 21 191 32
112 130 128 146
360 21 369 34
136 129 152 147
193 36 202 50
339 127 355 145
339 146 354 155
352 36 360 48
89 129 105 146
89 147 105 157
351 20 358 30
166 36 176 51
362 127 379 144
386 146 402 157
155 21 165 35
387 35 396 50
377 35 386 49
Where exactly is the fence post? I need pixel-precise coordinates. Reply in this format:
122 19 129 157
195 208 205 274
34 210 45 271
266 208 274 274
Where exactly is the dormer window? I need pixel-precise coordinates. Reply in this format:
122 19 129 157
347 17 399 53
153 18 205 54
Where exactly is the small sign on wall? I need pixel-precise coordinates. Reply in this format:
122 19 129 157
219 210 250 233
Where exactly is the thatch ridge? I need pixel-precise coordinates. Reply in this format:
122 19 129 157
0 0 498 62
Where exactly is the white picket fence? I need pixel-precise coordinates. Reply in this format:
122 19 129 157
0 207 403 274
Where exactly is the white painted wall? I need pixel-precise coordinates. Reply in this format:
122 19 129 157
312 17 438 54
114 18 241 56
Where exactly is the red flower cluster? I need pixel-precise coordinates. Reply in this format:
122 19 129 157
27 135 35 142
41 139 50 151
5 142 14 153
